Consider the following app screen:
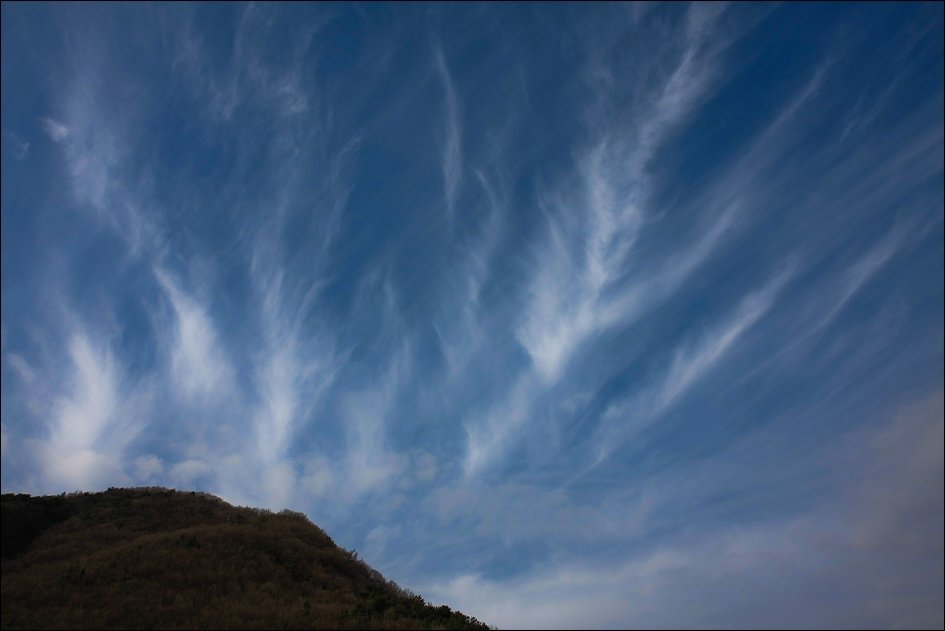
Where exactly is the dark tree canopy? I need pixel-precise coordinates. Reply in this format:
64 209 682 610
1 488 492 630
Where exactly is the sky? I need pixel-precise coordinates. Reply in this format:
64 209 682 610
1 2 943 628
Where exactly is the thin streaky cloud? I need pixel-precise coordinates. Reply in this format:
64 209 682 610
34 328 152 492
433 40 463 227
466 6 756 476
591 266 793 468
154 268 234 405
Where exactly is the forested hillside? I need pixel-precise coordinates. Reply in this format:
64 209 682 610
1 488 491 630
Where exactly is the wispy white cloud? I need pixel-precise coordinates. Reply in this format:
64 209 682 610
50 333 118 450
167 3 323 124
735 224 912 388
170 458 211 486
50 66 163 258
515 2 743 385
300 455 334 498
412 450 439 484
424 480 651 547
463 373 536 477
516 158 637 384
219 200 345 509
433 41 463 225
593 269 792 465
827 230 908 322
433 167 504 381
154 268 234 405
134 454 164 480
628 2 728 169
5 353 37 385
35 329 152 491
426 391 944 630
3 130 30 159
342 339 412 496
248 246 339 472
254 343 302 463
464 5 741 477
342 390 408 495
0 423 9 460
41 117 69 142
656 270 791 411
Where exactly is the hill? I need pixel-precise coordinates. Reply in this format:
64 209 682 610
0 488 491 630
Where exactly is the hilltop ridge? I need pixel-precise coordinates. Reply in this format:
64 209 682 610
1 487 491 630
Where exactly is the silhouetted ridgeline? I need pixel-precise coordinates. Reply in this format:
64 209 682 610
1 488 492 630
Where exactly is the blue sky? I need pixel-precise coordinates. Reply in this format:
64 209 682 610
2 2 943 628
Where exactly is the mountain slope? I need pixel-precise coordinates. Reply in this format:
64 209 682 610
1 488 491 630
